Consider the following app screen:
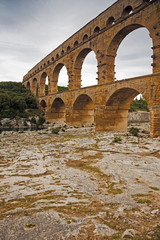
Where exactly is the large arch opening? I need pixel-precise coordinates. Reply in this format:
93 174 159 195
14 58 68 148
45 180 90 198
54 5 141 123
26 81 30 90
73 94 94 126
74 48 98 88
98 88 150 133
53 63 69 93
40 100 47 112
107 24 153 82
115 28 153 80
50 98 65 122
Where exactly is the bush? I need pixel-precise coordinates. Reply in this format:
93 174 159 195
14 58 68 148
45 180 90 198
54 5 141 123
37 116 45 126
129 97 149 112
51 127 60 134
35 116 45 130
58 86 68 93
129 127 139 136
0 82 38 119
113 136 122 143
30 117 36 124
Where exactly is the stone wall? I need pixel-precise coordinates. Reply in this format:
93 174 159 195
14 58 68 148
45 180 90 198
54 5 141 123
128 111 150 124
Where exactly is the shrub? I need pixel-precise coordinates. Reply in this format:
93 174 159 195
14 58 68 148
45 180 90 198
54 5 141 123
0 82 38 119
51 127 60 134
37 116 45 126
129 97 149 112
30 117 36 124
113 136 122 143
35 116 45 130
129 127 139 136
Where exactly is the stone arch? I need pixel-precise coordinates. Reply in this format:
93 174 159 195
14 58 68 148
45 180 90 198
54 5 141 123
74 41 78 47
56 54 59 59
83 34 89 42
26 81 30 90
106 16 115 27
122 5 133 18
106 88 140 109
50 97 66 122
40 100 47 112
106 24 153 81
115 28 152 80
40 72 49 96
52 63 69 91
67 46 71 52
103 87 150 132
32 78 38 96
61 50 64 56
73 48 98 88
93 26 100 35
72 94 94 126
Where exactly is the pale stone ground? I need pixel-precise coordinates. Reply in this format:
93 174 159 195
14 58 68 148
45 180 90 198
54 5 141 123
0 123 160 240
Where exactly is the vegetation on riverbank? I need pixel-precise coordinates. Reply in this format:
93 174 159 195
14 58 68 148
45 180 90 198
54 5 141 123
0 82 40 119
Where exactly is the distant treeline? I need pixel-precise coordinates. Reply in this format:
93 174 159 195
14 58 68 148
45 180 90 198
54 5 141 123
129 97 149 112
45 85 68 95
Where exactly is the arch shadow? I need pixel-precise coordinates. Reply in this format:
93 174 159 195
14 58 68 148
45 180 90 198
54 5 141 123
49 97 66 123
72 94 94 126
98 87 150 132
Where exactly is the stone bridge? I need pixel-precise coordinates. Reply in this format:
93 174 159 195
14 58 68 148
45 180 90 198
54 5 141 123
23 0 160 137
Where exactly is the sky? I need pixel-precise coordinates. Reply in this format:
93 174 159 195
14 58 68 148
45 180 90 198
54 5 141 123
0 0 153 87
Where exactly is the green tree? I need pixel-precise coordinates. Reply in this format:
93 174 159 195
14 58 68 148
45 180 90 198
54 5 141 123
129 97 149 112
0 82 39 119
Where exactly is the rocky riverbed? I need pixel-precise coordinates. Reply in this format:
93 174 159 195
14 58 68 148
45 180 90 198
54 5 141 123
0 124 160 240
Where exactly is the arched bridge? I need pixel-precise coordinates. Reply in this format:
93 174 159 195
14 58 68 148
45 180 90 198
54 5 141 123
23 0 160 137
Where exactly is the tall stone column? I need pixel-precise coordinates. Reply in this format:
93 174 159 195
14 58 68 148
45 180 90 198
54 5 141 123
150 105 160 138
65 106 73 126
95 105 129 132
97 53 115 84
69 68 81 90
39 84 45 97
49 73 58 94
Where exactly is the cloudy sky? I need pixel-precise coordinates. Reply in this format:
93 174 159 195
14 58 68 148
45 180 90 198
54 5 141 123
0 0 153 87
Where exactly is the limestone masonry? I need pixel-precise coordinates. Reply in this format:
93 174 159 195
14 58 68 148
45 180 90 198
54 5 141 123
22 0 160 137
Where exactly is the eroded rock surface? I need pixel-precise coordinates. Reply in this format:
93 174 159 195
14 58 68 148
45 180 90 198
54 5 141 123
0 125 160 239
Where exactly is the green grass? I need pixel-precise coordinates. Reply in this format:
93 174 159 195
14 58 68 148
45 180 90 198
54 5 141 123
149 186 159 191
108 183 123 195
137 199 151 204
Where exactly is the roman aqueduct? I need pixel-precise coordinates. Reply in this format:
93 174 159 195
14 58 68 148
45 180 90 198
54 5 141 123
23 0 160 137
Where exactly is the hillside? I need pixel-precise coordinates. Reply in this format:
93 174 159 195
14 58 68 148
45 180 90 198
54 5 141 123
0 82 40 119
